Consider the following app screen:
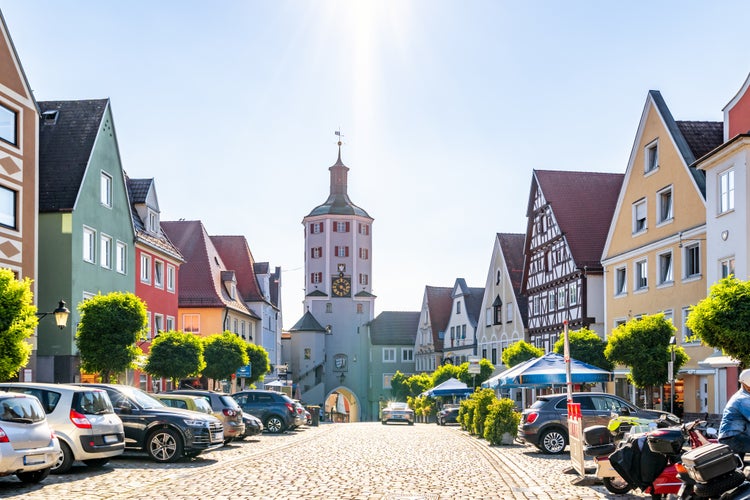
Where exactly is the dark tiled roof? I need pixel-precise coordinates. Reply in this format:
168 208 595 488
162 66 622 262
162 220 253 315
253 262 269 275
676 121 723 160
126 178 184 262
289 310 326 332
532 170 624 270
211 235 266 303
368 311 420 345
497 233 528 327
38 99 108 212
425 286 453 351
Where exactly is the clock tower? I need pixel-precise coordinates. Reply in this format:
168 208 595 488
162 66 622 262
289 137 375 421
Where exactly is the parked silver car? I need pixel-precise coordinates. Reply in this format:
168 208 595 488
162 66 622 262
0 393 61 483
0 382 125 473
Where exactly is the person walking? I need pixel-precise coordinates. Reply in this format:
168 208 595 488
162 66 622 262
718 369 750 456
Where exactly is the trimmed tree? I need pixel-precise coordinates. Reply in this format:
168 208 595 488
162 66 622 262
202 331 249 389
76 292 147 382
553 327 614 371
0 269 37 381
501 340 543 368
484 398 521 445
604 313 688 408
431 363 462 386
687 276 750 369
144 331 205 388
245 343 270 386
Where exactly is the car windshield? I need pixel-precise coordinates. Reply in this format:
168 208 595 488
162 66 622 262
74 390 115 415
388 403 408 410
0 396 45 423
117 386 165 409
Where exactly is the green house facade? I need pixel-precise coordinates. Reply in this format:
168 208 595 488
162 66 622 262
36 99 135 383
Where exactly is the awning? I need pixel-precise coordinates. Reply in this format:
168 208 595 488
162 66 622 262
482 353 614 389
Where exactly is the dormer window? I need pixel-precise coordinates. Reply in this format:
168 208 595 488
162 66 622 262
41 109 58 125
147 210 159 233
222 271 237 299
645 140 659 173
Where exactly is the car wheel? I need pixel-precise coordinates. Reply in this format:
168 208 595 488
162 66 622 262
82 458 109 468
408 421 414 426
51 441 74 474
381 420 387 425
539 428 567 454
223 437 233 445
147 428 183 463
16 467 51 484
264 416 285 434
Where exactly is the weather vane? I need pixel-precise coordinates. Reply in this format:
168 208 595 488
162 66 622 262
335 129 344 147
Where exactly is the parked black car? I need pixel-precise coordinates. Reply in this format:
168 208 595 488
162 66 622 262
231 390 297 434
80 384 224 462
238 412 263 439
436 405 459 426
517 392 676 454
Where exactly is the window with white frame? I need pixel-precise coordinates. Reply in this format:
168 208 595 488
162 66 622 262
720 169 735 214
569 282 578 305
456 302 461 314
548 290 556 311
359 273 369 285
383 374 394 389
645 140 659 173
0 185 16 229
116 241 127 274
311 247 322 258
485 308 492 326
83 227 96 263
657 251 673 285
147 210 158 233
183 314 200 333
356 303 363 314
335 221 349 232
310 222 323 234
145 312 151 337
461 325 466 339
0 103 17 145
633 199 647 234
662 309 673 325
153 313 164 336
506 303 513 322
166 264 175 292
383 348 396 362
615 267 627 295
657 186 673 224
140 254 151 284
166 316 175 331
557 287 566 309
720 257 736 279
682 307 697 344
100 234 112 269
154 260 164 288
402 348 413 362
635 259 648 290
310 272 322 284
684 243 701 279
100 172 112 207
325 302 332 313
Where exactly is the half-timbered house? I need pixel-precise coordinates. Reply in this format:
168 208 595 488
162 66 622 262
521 170 623 352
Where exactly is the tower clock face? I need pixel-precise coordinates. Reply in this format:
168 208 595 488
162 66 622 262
332 276 351 297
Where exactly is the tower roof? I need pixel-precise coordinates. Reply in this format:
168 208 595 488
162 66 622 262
306 145 372 218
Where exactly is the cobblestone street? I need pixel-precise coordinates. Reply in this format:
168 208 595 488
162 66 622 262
0 423 649 499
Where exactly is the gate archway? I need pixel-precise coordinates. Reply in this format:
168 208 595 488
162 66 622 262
324 386 361 423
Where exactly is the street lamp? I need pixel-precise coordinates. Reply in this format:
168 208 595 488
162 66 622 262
36 300 70 329
669 335 676 414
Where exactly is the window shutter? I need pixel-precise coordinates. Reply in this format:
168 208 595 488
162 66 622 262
334 246 339 256
345 222 350 232
333 223 338 232
345 246 349 257
310 223 315 232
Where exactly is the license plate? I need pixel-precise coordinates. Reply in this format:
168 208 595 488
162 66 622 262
104 434 118 444
213 431 224 443
24 454 45 466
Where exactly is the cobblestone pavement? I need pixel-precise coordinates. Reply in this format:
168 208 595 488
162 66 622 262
0 422 650 499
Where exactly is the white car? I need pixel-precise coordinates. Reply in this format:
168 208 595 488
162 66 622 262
0 382 125 473
0 393 60 483
381 402 414 425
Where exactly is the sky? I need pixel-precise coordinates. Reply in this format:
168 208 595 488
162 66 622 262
2 1 750 329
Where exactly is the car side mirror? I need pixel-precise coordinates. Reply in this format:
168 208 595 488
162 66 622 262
115 400 133 414
619 407 631 416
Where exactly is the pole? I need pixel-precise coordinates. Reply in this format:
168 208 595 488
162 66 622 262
563 320 572 403
670 345 675 414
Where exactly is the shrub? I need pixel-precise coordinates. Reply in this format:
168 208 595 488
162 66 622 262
470 388 498 438
484 398 521 445
459 398 476 433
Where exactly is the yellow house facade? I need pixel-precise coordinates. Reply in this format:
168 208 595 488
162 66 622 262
601 90 722 414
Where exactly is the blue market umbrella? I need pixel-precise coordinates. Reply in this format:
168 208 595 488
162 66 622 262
482 353 613 389
421 377 474 397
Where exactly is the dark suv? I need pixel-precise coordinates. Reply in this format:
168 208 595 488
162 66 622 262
81 384 224 462
518 392 675 454
231 390 296 434
168 390 245 443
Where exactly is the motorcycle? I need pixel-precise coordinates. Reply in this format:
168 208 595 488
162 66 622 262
605 418 717 498
674 442 750 499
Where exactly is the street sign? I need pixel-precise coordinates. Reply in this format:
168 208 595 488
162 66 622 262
236 363 252 378
468 356 480 374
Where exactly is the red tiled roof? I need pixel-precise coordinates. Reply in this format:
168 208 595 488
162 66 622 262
532 170 624 270
161 220 252 315
425 286 453 351
211 235 266 303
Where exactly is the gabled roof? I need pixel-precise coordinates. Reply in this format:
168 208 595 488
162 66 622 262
497 233 528 327
0 11 38 111
531 170 623 270
211 235 266 304
368 311 420 345
451 278 484 328
289 310 326 333
425 286 453 351
38 99 109 212
161 220 254 316
126 177 184 262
